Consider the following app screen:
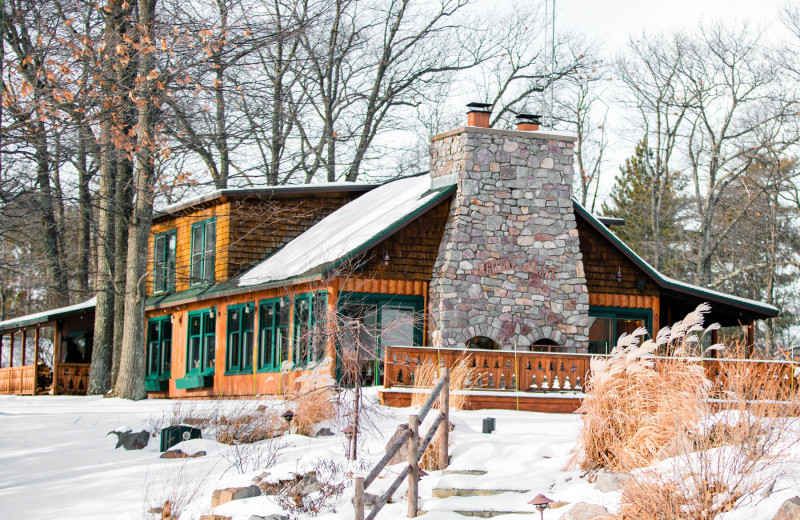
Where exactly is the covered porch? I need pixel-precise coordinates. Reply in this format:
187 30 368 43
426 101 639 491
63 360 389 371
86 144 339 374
0 298 96 396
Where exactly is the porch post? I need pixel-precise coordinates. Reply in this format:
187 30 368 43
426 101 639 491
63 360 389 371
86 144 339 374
0 333 4 368
33 327 40 396
9 331 14 368
21 329 27 366
747 323 755 359
52 322 60 395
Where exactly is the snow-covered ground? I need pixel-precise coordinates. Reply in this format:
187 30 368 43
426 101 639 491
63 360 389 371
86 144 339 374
2 390 800 520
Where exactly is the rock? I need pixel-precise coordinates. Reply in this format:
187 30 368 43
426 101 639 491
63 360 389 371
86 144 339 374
385 424 410 465
594 471 632 493
352 492 382 508
108 430 149 450
314 427 334 437
211 485 261 508
294 472 321 495
559 502 611 520
258 480 283 495
252 471 270 484
248 516 288 520
160 449 206 459
760 478 777 498
773 496 800 520
199 516 231 520
256 404 267 412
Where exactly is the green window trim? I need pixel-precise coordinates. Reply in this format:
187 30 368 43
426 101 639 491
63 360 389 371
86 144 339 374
189 218 216 286
257 297 290 372
588 306 653 355
185 307 217 378
146 316 172 381
153 229 177 294
336 293 424 386
293 292 328 367
225 302 255 375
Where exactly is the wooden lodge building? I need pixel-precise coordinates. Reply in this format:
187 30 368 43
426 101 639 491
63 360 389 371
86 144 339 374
0 107 779 407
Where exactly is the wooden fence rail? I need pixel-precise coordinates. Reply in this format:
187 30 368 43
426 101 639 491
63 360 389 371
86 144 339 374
355 366 450 520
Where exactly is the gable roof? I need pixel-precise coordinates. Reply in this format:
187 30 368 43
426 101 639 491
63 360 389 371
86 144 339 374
238 173 456 287
0 297 97 333
573 201 779 319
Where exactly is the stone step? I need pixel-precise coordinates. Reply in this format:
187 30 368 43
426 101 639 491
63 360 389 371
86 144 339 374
441 469 488 476
433 488 528 498
451 511 535 518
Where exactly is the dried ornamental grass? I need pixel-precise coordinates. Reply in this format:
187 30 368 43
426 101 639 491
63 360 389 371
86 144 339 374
287 374 336 437
411 355 476 470
572 304 715 472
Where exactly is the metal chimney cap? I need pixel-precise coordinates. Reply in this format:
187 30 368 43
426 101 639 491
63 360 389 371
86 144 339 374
466 102 493 113
515 113 542 125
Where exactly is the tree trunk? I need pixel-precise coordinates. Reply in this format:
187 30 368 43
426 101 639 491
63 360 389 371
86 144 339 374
114 0 158 401
76 123 93 295
111 158 133 386
88 134 116 395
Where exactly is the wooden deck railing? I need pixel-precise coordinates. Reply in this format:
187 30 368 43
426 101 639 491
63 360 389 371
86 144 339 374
383 346 800 398
385 346 590 393
354 367 450 520
54 363 89 395
0 365 46 395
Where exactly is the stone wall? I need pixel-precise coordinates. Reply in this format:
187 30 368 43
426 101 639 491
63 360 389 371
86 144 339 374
428 127 589 351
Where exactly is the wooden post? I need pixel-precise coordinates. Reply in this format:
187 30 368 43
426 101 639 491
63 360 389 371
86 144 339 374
9 331 14 368
408 414 419 518
0 333 4 368
747 324 755 358
354 476 365 520
51 322 60 395
439 367 450 470
711 329 719 359
21 329 27 366
33 327 40 396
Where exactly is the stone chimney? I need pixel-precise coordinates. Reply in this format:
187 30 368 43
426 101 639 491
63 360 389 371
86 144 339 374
428 112 589 351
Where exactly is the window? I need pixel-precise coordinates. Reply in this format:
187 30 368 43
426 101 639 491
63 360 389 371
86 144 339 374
153 230 176 294
146 317 172 390
226 303 255 374
337 293 423 386
186 308 216 374
258 297 290 371
190 218 216 286
588 307 652 355
293 292 328 366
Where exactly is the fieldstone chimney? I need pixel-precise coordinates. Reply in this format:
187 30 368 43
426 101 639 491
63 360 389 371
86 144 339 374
428 119 589 351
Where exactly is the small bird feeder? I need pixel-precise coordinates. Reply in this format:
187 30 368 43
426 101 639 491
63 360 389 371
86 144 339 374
342 425 356 440
529 494 553 520
282 410 295 423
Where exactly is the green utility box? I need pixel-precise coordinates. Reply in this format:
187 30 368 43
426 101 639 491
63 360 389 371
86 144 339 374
160 425 201 452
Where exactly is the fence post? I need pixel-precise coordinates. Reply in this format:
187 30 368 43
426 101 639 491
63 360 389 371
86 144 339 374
439 367 449 470
408 414 419 518
354 476 365 520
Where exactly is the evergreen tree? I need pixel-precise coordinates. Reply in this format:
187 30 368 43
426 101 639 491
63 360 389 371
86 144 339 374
602 139 684 277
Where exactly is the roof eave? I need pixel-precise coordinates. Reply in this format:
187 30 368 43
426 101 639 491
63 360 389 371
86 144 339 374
573 201 779 319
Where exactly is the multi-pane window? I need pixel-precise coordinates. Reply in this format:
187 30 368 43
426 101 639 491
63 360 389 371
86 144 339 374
337 293 423 386
187 308 216 374
587 307 652 355
293 292 327 366
258 297 289 371
226 303 255 373
153 230 176 294
190 218 216 286
146 316 172 379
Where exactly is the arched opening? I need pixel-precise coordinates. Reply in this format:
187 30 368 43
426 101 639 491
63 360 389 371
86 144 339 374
465 336 500 350
530 338 561 352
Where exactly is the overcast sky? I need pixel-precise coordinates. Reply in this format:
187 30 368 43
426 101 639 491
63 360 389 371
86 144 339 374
551 0 794 206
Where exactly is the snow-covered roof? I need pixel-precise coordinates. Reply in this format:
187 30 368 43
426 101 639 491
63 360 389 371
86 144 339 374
574 202 779 318
0 297 97 332
154 183 375 219
239 174 456 287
